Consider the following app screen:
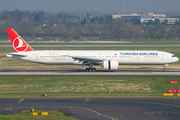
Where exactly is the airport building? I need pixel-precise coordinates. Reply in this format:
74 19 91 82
113 12 179 25
140 18 179 24
59 16 79 22
113 13 141 19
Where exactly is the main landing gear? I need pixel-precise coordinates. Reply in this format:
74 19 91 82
85 68 96 72
84 63 96 72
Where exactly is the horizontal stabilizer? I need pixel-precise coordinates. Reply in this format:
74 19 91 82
6 53 27 58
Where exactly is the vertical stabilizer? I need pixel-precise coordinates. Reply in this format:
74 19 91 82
6 28 34 52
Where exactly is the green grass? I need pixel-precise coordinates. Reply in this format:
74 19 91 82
0 76 179 94
1 40 180 45
0 110 78 120
0 93 171 98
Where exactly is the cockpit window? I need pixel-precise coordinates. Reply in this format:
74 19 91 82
172 55 176 57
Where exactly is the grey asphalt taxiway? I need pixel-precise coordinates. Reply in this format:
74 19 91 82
1 98 180 120
0 69 180 75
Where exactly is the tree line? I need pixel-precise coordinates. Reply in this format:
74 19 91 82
1 10 180 41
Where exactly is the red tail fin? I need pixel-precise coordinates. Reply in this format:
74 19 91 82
6 28 34 52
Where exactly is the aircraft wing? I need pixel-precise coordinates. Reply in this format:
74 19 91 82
68 56 103 64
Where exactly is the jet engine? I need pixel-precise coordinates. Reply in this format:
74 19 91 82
103 60 119 70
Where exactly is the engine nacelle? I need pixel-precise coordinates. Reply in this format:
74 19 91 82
103 60 119 70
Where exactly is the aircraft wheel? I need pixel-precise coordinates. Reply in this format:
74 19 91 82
89 68 93 72
85 68 89 72
163 69 166 72
92 68 96 72
85 68 96 72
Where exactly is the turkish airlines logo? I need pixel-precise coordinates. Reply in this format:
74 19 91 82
13 37 28 52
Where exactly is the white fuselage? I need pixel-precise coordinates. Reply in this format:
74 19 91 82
7 50 179 66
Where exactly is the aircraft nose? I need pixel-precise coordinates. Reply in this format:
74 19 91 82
176 57 179 62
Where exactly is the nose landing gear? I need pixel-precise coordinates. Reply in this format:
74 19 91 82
163 64 169 72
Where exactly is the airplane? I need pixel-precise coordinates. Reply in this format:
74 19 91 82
6 28 179 72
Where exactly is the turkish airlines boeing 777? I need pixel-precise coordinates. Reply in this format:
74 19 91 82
6 28 179 72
